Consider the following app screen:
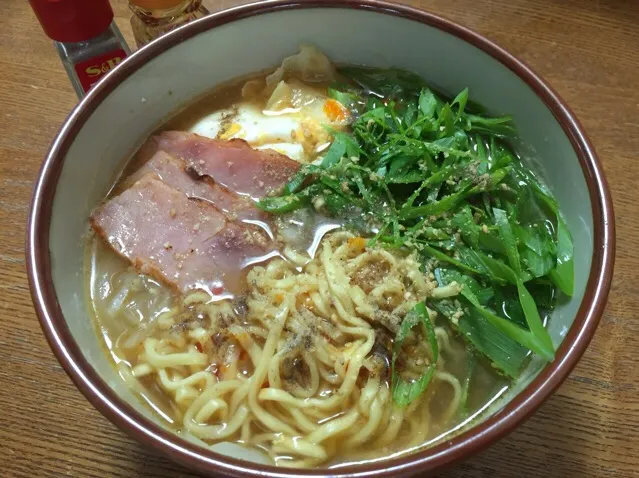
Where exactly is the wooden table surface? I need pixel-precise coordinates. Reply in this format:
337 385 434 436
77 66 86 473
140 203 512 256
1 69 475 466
1 0 637 476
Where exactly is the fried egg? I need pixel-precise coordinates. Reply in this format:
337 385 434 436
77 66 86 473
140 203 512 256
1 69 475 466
188 79 349 163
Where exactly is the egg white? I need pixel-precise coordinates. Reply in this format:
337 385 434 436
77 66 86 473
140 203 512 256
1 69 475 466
187 81 349 163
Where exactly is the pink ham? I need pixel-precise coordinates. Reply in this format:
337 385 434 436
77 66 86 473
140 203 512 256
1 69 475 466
124 151 264 222
142 131 301 199
90 175 274 294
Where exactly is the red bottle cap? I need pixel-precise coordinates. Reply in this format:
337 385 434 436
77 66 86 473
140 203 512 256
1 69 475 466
30 0 115 43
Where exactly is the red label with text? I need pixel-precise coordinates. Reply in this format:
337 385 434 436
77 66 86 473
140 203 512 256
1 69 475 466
74 49 127 93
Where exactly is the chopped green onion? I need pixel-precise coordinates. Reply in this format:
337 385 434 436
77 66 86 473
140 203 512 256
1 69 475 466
391 303 439 407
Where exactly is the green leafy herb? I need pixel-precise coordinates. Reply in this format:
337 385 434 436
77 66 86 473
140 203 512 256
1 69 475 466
263 66 571 400
429 299 528 378
257 193 308 214
419 88 438 118
459 353 476 417
549 217 574 296
392 303 439 407
456 247 517 284
321 131 360 167
493 208 555 358
435 267 553 360
399 182 472 220
327 85 363 114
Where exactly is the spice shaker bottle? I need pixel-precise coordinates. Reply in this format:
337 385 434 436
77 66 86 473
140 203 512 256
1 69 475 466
30 0 130 98
129 0 209 47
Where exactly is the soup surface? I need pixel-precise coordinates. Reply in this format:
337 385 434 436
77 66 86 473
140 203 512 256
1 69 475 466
87 46 572 467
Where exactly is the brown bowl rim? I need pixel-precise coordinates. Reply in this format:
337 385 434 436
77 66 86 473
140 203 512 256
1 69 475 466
26 1 615 477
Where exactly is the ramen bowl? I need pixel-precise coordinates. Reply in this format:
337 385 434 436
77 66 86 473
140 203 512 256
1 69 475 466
26 1 614 476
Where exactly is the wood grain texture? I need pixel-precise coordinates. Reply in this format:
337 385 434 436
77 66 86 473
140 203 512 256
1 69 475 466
0 0 636 476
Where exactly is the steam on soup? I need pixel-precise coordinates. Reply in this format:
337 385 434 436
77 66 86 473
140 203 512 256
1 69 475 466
86 45 573 468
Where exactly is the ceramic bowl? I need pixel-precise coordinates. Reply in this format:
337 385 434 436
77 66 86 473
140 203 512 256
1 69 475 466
26 1 614 476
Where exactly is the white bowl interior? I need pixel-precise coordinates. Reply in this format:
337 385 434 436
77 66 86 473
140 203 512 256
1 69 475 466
48 6 593 465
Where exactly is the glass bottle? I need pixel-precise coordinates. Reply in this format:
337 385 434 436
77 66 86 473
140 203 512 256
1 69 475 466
30 0 131 98
129 0 210 47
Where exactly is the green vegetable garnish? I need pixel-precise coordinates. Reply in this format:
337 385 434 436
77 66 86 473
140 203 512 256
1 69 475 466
459 353 477 418
391 303 438 407
257 66 573 404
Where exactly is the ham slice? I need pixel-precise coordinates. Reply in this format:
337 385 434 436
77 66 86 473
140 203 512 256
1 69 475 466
142 131 300 199
124 151 263 222
90 175 274 294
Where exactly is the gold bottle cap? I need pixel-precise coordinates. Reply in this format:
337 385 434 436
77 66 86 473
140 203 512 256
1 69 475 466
129 0 185 9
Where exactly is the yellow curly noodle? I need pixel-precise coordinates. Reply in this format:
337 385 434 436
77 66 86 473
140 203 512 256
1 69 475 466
96 232 464 467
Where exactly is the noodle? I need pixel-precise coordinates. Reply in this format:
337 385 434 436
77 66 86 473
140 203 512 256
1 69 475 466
102 232 464 466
